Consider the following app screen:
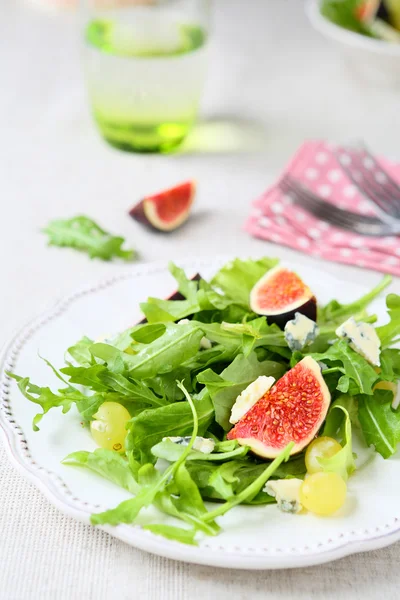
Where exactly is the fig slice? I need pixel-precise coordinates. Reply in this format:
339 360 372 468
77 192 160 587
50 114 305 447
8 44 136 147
129 180 195 232
227 356 331 459
249 265 317 328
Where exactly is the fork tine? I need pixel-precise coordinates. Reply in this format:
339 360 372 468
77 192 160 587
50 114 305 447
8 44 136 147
361 146 400 200
336 149 398 217
279 177 352 227
279 176 392 236
337 146 400 220
345 146 400 209
281 176 381 225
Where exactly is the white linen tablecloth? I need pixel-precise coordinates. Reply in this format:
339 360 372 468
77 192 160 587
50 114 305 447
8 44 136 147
1 0 400 597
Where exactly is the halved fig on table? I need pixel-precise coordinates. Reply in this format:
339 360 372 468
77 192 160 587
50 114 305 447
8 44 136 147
227 357 331 459
129 180 195 232
250 265 317 328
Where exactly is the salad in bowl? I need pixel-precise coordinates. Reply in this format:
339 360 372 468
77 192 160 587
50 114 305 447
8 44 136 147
7 257 400 546
321 0 400 42
308 0 400 86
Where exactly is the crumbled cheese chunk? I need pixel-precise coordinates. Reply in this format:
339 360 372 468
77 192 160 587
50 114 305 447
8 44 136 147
284 312 319 352
264 478 303 514
163 436 215 454
200 337 212 350
229 376 275 424
336 317 381 366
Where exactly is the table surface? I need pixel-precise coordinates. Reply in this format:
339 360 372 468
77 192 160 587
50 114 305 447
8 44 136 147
1 0 400 598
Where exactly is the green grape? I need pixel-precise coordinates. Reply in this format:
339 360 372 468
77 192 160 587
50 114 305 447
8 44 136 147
305 436 342 474
300 472 347 516
90 401 131 452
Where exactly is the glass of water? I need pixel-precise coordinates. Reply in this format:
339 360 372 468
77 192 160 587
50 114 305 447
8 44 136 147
82 0 211 153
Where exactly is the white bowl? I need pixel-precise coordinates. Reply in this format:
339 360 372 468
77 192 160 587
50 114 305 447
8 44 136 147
306 0 400 88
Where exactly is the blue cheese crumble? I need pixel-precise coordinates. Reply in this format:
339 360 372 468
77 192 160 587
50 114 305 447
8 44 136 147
264 478 303 514
336 317 381 366
162 436 215 454
284 312 319 351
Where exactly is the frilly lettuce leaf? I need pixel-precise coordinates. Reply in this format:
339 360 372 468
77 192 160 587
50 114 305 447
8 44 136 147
358 389 400 459
320 402 356 480
43 216 135 262
377 294 400 348
210 257 278 307
312 340 379 395
62 449 139 493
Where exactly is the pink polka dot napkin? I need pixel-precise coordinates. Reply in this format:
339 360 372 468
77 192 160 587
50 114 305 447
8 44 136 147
245 140 400 275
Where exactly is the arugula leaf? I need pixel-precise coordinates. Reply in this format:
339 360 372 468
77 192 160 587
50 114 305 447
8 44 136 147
208 462 239 500
186 454 306 503
312 340 379 395
155 482 219 537
319 275 391 325
151 439 248 462
62 449 139 493
193 322 243 351
379 348 400 383
91 382 210 527
61 364 110 392
43 216 135 261
75 394 106 422
319 404 355 480
89 343 126 374
130 323 166 344
173 463 220 534
220 318 286 356
200 442 294 523
126 392 214 463
140 266 240 323
93 323 204 380
210 257 278 307
182 345 238 375
142 524 197 545
358 389 400 458
168 262 200 302
66 336 95 366
140 298 196 323
6 372 87 430
197 352 286 430
146 367 193 402
377 294 400 348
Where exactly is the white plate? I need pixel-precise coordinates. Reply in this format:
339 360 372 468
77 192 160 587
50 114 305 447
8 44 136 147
1 257 400 570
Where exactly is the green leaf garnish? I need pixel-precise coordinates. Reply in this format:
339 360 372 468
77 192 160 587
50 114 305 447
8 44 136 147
43 215 135 261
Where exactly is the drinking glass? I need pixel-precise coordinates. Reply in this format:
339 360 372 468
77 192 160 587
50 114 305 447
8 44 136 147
82 0 211 153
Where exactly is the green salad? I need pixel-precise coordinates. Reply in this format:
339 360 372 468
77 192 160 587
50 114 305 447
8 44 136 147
8 257 400 545
321 0 400 43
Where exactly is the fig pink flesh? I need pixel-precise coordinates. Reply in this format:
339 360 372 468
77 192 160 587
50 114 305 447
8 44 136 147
227 357 330 458
129 181 195 232
250 266 317 325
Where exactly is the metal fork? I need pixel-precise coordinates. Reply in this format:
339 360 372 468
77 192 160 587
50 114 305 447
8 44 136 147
279 175 400 236
334 144 400 222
